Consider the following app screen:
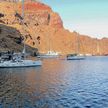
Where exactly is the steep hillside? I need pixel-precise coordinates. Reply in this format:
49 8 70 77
0 24 37 53
0 1 108 55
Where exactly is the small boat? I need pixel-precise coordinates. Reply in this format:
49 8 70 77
46 51 59 56
67 54 85 60
0 51 42 68
37 51 60 58
67 32 85 60
44 51 60 58
0 59 42 68
85 53 92 56
0 0 42 68
37 25 60 58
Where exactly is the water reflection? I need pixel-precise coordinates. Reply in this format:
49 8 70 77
0 68 43 108
0 57 108 108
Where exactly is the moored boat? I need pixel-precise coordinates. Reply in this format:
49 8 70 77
67 32 85 60
0 0 42 68
37 51 60 58
67 54 85 60
0 59 42 68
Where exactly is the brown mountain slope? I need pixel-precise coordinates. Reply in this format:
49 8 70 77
0 24 22 52
0 24 37 53
0 1 108 55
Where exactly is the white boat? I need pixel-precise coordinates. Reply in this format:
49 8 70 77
0 53 42 68
67 32 85 60
85 53 92 56
67 54 85 60
37 24 60 58
38 51 60 58
46 51 59 56
0 60 42 68
0 0 42 68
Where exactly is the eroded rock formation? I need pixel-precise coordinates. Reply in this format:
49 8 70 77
0 1 108 55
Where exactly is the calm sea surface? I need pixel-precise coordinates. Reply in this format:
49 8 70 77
0 56 108 108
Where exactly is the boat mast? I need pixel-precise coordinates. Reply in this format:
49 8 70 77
47 33 51 54
22 0 24 19
22 0 26 55
49 36 51 51
96 39 100 55
76 32 80 55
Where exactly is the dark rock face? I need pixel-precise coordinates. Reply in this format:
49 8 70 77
0 24 22 51
0 13 4 18
0 24 37 54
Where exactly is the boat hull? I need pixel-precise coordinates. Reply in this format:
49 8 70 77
37 55 59 58
67 56 85 60
37 51 60 58
0 60 42 68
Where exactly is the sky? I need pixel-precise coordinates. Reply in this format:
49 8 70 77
42 0 108 38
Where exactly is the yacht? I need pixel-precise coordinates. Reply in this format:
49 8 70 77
67 32 85 60
37 31 60 58
0 0 42 68
67 53 85 60
38 51 60 58
0 55 42 68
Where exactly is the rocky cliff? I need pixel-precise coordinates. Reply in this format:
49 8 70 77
0 1 108 55
0 24 37 53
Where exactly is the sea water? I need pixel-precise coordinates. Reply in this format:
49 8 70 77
0 56 108 108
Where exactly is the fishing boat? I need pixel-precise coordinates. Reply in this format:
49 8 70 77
0 0 42 68
67 32 85 60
